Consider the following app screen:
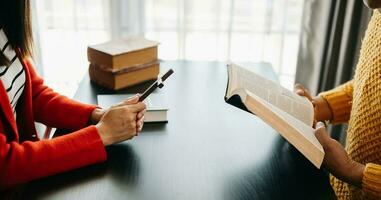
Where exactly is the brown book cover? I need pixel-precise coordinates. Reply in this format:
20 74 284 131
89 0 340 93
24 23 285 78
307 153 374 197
89 62 160 90
93 60 160 74
87 37 159 70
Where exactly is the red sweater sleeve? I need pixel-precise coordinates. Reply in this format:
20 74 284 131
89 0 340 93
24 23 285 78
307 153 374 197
26 60 96 130
0 125 107 188
0 60 107 188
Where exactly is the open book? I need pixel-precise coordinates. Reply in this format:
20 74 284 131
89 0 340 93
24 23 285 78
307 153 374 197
224 63 324 168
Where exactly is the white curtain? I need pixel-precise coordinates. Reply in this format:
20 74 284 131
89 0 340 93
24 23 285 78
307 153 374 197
33 0 304 96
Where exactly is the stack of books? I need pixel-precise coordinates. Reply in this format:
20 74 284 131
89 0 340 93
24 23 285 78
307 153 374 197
87 37 160 90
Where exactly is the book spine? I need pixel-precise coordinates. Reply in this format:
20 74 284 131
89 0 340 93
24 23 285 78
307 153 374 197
88 64 115 90
89 63 160 90
87 47 113 68
90 60 161 75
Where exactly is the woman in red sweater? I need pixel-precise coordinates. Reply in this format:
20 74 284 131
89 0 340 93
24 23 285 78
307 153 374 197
0 0 147 188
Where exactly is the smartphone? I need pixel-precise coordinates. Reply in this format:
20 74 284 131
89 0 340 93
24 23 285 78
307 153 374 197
138 68 174 102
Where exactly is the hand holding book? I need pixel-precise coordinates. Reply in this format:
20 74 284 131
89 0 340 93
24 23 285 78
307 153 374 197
294 84 333 124
314 122 365 188
225 63 324 168
294 84 365 186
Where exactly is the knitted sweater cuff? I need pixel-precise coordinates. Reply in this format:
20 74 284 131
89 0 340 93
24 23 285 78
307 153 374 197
319 89 352 124
362 163 381 198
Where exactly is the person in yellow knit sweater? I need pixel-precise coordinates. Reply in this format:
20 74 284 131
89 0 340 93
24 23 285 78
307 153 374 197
294 0 381 199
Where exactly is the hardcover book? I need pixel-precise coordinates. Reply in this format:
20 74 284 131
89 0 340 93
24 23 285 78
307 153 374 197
89 62 159 90
98 93 168 123
88 37 159 71
224 63 324 168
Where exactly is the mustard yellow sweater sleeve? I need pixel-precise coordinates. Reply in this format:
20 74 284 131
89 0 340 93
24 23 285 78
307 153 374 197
319 80 353 124
362 163 381 198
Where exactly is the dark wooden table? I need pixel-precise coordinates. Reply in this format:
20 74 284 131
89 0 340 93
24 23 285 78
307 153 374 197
20 61 335 200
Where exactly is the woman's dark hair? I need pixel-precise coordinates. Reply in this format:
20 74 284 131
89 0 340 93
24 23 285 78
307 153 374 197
0 0 33 66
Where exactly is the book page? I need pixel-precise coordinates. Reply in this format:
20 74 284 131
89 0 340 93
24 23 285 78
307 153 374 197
228 63 314 126
245 91 324 168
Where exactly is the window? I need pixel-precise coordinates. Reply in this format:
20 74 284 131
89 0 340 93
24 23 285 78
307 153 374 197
34 0 111 96
34 0 304 96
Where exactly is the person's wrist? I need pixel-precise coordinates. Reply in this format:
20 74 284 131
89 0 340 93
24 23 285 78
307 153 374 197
348 161 365 188
313 96 333 122
90 108 105 125
95 123 111 146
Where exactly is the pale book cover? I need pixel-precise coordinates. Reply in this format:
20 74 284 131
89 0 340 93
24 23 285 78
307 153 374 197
98 93 168 123
89 37 159 56
225 63 324 168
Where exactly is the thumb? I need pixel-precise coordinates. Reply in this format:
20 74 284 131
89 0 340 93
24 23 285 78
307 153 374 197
314 122 330 146
294 83 304 92
122 94 140 105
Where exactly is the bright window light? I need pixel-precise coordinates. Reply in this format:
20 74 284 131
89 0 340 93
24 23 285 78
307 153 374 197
34 0 304 96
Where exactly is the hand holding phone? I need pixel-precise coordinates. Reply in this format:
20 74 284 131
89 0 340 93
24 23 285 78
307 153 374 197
139 69 174 102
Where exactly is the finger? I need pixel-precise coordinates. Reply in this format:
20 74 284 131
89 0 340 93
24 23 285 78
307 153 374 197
137 109 146 119
137 118 144 132
136 117 144 127
121 94 140 105
294 83 305 92
314 122 330 146
112 94 140 108
300 90 313 101
138 125 143 132
311 119 317 128
127 102 147 112
136 125 141 135
136 121 143 136
294 84 313 100
295 89 307 97
136 115 144 124
130 123 137 136
303 89 313 101
295 89 304 95
135 126 140 136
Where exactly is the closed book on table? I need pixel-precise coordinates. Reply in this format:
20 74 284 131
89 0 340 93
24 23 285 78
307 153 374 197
88 37 159 71
89 62 160 90
97 93 168 123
